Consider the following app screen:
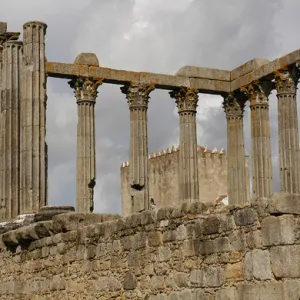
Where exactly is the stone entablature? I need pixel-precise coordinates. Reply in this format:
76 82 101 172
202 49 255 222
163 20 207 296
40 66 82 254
1 193 300 299
46 52 300 94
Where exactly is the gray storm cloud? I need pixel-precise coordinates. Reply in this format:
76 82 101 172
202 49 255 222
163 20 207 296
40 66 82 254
1 0 299 213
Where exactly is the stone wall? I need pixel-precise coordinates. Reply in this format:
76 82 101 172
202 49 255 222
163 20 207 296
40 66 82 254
0 193 300 299
121 146 250 217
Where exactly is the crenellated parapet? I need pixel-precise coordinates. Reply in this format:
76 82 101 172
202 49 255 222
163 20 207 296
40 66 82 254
121 145 228 168
121 144 250 216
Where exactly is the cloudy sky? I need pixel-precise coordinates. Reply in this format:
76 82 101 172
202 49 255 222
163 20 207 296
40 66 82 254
1 0 300 214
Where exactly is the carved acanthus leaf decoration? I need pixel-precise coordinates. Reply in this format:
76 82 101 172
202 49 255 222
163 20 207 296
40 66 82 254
222 93 245 119
121 83 155 108
241 79 273 107
68 77 103 102
169 87 199 113
274 65 300 94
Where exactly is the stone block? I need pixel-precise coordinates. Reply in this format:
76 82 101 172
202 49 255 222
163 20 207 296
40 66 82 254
261 215 295 246
203 216 220 235
173 272 189 288
139 72 190 89
190 266 224 288
215 287 237 300
181 239 197 257
199 237 230 255
168 289 193 300
95 277 122 292
237 282 284 300
246 230 262 249
149 294 167 300
149 231 163 247
185 201 211 215
226 262 244 282
234 207 257 226
50 275 65 291
190 78 230 93
157 246 171 262
206 266 225 287
268 193 300 214
52 212 120 233
123 271 137 290
228 231 246 251
134 231 147 249
176 224 187 240
150 276 164 290
176 66 231 81
121 235 135 251
141 210 157 225
244 250 272 280
231 58 270 80
112 239 121 251
127 251 140 267
190 269 205 287
157 206 176 221
283 280 300 300
270 245 300 278
163 230 177 242
84 245 96 259
220 215 234 232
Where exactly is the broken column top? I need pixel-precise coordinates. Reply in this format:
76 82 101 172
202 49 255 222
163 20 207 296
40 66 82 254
74 53 99 67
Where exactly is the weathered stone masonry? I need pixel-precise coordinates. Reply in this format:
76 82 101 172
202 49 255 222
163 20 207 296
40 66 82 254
1 193 300 299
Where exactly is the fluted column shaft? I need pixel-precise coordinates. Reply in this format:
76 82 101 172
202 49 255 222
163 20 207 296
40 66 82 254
69 77 101 213
121 83 154 213
170 88 199 202
1 41 23 220
20 22 47 213
242 80 273 199
275 67 300 194
223 94 247 205
0 35 5 220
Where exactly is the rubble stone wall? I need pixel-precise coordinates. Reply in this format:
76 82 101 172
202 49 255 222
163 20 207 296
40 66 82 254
1 193 300 299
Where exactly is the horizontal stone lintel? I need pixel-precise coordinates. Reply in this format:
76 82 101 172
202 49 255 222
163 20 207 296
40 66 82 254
46 62 230 94
231 49 300 90
46 48 300 93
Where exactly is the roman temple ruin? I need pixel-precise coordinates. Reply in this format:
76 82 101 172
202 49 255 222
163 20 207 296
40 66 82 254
0 21 299 219
1 20 300 299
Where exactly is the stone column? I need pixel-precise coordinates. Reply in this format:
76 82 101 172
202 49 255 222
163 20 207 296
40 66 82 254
223 93 247 205
0 28 6 220
121 83 154 213
69 77 101 213
242 80 273 200
170 87 199 203
20 21 47 213
275 66 300 194
1 41 23 220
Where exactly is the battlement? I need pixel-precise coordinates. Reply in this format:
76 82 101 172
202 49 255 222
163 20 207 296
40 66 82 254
121 145 250 217
121 145 227 168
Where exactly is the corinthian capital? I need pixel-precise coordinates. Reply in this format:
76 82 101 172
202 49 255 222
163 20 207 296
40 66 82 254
241 79 273 107
68 77 103 103
274 65 300 94
223 93 246 119
121 82 155 109
169 87 198 113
